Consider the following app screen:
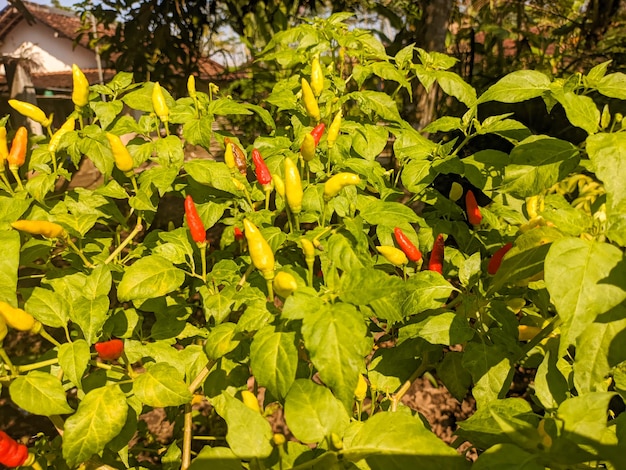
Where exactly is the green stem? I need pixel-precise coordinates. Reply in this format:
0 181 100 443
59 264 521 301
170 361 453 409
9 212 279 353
264 188 271 211
10 168 24 190
265 277 274 302
200 242 207 283
16 357 59 373
38 327 62 347
188 359 216 393
0 347 17 376
181 403 193 470
306 260 314 288
293 213 300 232
390 362 428 412
0 171 14 194
65 237 94 268
104 216 143 265
515 315 562 363
237 264 255 291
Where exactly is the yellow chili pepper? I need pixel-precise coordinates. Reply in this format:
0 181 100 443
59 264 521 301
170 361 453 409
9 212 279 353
187 75 197 99
449 182 464 202
7 126 28 170
11 219 66 238
224 137 247 175
243 219 275 281
323 172 360 201
518 325 542 342
0 127 8 168
300 238 315 265
354 374 368 401
71 64 90 108
105 132 134 173
49 117 76 155
224 140 236 170
232 177 246 192
300 133 316 162
526 195 544 220
376 245 408 266
0 301 41 333
241 390 261 413
152 82 170 123
301 78 321 121
8 99 52 128
0 315 7 342
310 55 324 97
273 271 298 298
284 157 303 214
327 110 342 149
273 174 285 198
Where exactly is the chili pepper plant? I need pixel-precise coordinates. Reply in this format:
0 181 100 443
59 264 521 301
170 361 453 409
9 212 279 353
0 14 625 470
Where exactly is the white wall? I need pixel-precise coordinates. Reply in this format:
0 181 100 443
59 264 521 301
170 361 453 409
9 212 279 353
0 18 96 72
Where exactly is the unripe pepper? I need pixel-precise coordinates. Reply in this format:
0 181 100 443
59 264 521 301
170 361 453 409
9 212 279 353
393 227 422 262
243 219 275 280
0 127 8 168
465 190 482 226
327 110 342 149
301 78 321 121
354 374 368 401
300 133 316 162
428 234 445 274
48 117 75 155
310 122 325 146
11 219 65 238
187 75 197 99
487 242 513 275
7 126 27 170
0 431 29 468
184 195 207 244
8 99 52 127
376 245 408 266
105 132 134 173
0 301 41 333
241 390 261 413
323 172 360 201
449 182 463 202
152 82 169 123
95 338 124 361
273 174 285 198
284 157 303 214
273 271 298 297
71 64 90 108
300 238 315 265
224 137 247 175
252 148 272 188
310 55 324 97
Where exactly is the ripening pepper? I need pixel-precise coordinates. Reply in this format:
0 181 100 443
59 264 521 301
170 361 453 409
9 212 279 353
273 271 298 298
487 242 513 275
323 172 360 201
0 431 29 468
252 148 272 187
224 138 247 175
449 182 463 202
8 99 52 128
376 245 408 266
71 64 90 108
0 127 8 168
95 338 124 361
327 110 342 149
310 55 324 97
301 78 321 121
518 325 542 342
393 227 422 262
7 126 27 170
243 219 275 280
428 234 445 274
300 133 316 162
0 301 41 333
48 117 76 155
184 195 206 244
300 238 315 265
465 190 482 226
284 157 303 214
233 226 244 241
152 82 169 123
310 122 325 146
11 219 65 238
106 132 134 173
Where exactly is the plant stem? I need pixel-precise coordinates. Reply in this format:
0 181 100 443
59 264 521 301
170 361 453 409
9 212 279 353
181 403 193 470
38 328 62 347
390 363 428 411
237 264 255 291
49 415 65 436
17 357 59 373
65 237 94 268
0 172 14 194
0 347 17 375
200 242 207 283
188 359 216 393
10 168 24 191
266 278 274 302
104 216 143 264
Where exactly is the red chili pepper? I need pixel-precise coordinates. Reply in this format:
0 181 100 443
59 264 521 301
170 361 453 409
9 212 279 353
251 148 272 187
465 190 482 226
184 195 206 244
310 123 325 146
487 242 513 275
0 431 29 468
393 227 422 263
428 234 445 274
234 226 244 241
95 338 124 361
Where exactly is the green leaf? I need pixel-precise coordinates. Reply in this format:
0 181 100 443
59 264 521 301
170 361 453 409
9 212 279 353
544 238 626 355
435 70 477 106
411 311 474 345
302 303 368 410
281 289 324 320
597 72 626 99
0 195 30 223
204 322 239 360
212 392 273 459
401 271 457 316
117 255 185 301
0 230 20 306
10 371 74 416
339 267 404 306
462 342 514 407
473 443 544 470
552 91 599 135
478 70 550 103
437 351 472 402
250 327 297 399
189 446 242 470
534 338 570 410
367 339 421 394
358 198 420 226
502 135 580 198
350 123 389 161
283 379 350 444
133 363 193 407
84 264 113 300
183 116 213 148
348 90 403 122
185 159 240 194
557 393 615 443
70 295 110 344
25 286 69 328
63 385 128 467
586 132 626 246
343 412 468 470
58 340 91 388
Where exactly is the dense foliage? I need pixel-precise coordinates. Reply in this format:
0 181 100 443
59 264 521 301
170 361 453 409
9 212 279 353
1 14 626 470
